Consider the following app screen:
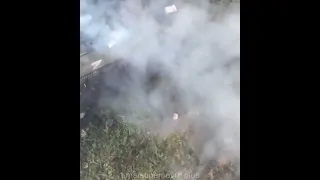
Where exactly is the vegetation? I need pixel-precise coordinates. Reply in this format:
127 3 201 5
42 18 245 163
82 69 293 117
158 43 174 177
80 114 239 180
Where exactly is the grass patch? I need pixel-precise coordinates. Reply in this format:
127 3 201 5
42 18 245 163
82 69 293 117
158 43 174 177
80 115 238 180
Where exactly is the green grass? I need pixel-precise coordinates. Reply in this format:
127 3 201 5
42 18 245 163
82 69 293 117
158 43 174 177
80 115 239 180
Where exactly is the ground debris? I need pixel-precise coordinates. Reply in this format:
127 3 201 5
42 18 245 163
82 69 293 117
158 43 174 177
80 112 86 119
80 129 87 138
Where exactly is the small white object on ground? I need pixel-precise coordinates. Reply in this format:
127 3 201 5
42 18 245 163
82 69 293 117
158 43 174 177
173 113 179 120
81 129 87 138
91 59 102 70
80 112 86 119
84 84 86 88
165 4 178 14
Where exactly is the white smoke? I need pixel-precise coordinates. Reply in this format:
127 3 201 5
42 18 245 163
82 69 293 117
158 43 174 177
81 0 240 174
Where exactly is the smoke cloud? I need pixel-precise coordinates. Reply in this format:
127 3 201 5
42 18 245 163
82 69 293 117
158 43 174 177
81 0 240 176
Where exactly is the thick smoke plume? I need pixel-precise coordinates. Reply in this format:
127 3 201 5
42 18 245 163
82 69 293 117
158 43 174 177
81 0 240 176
